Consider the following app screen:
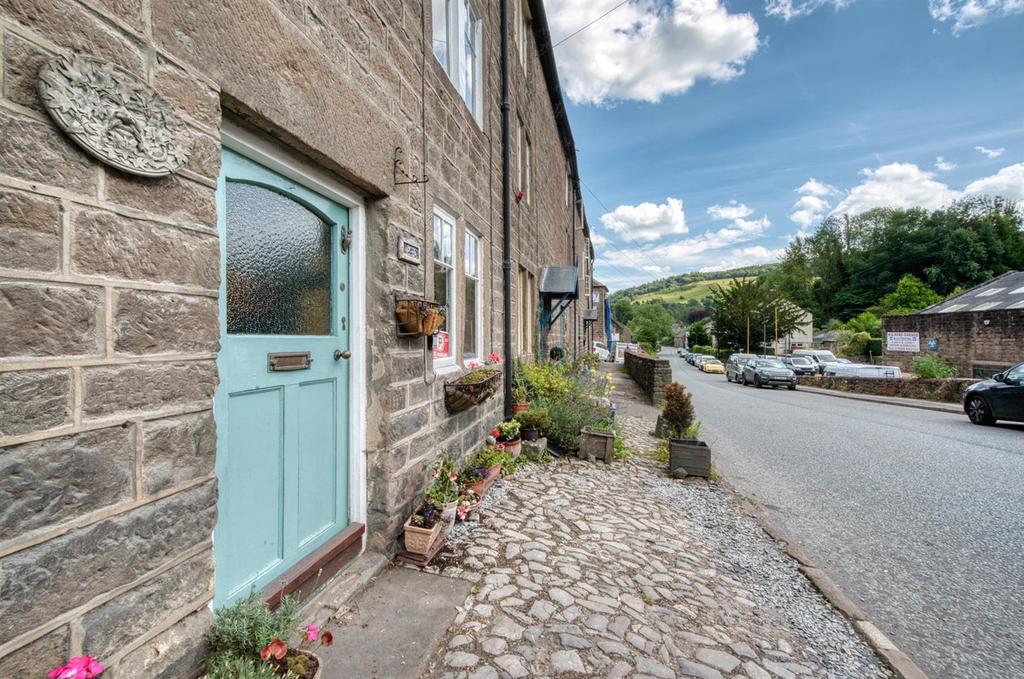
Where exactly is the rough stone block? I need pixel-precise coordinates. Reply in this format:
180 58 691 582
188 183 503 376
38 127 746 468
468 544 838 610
3 626 69 677
387 404 430 443
72 209 219 289
114 290 219 355
2 32 51 113
0 282 104 359
152 56 221 130
0 187 61 272
82 361 217 420
142 411 216 494
0 369 72 437
390 352 425 382
0 108 98 195
0 481 216 645
91 0 146 32
182 130 221 182
112 606 211 679
0 426 134 541
82 551 213 659
0 0 144 72
103 171 217 227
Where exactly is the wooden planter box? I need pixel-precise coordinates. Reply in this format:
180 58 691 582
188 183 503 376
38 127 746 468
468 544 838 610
444 369 501 414
669 438 711 478
580 427 615 464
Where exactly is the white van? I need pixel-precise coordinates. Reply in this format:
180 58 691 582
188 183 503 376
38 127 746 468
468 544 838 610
591 341 610 361
791 349 841 373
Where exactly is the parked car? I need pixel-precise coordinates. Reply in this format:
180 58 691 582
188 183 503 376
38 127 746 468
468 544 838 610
824 363 902 379
780 355 817 376
741 358 797 389
701 359 725 374
791 349 842 374
591 341 610 361
694 354 716 368
964 362 1024 425
726 353 758 382
677 348 690 358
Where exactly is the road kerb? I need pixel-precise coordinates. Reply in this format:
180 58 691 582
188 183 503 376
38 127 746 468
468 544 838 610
725 478 931 679
797 385 961 415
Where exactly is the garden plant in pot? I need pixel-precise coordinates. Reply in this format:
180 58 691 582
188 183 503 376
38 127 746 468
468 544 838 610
662 382 710 478
511 375 529 414
492 420 522 456
459 444 507 499
514 407 550 442
204 593 333 679
404 455 461 555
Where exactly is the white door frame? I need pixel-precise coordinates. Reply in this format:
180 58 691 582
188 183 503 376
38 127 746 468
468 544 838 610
220 120 368 542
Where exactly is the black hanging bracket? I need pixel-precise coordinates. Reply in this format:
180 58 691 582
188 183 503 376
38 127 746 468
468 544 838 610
394 146 429 186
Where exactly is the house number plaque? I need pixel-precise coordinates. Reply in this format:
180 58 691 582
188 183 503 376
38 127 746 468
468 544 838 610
37 54 193 177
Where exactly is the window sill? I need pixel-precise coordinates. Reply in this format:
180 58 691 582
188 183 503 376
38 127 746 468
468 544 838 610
434 362 461 376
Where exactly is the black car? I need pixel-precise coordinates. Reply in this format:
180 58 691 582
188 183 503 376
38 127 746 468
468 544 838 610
780 355 817 376
964 362 1024 425
725 353 758 383
741 359 797 389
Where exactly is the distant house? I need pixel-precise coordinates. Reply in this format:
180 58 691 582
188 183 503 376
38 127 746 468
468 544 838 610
814 330 840 352
611 318 633 344
882 271 1024 377
773 306 814 354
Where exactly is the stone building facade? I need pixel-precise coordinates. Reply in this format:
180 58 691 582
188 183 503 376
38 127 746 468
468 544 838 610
0 0 593 675
882 310 1024 377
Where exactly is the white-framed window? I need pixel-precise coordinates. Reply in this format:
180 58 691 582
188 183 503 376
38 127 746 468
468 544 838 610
463 230 482 360
516 116 531 203
514 0 530 70
524 133 532 204
432 0 482 121
433 207 456 365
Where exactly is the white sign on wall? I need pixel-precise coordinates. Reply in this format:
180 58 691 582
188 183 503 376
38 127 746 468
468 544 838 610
886 332 921 353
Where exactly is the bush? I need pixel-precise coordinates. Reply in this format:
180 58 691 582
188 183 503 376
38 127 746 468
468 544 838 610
911 355 955 379
514 408 551 434
543 391 611 453
519 360 573 400
206 594 300 661
661 383 694 438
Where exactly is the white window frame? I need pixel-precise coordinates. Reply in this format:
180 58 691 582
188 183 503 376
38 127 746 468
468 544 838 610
514 0 530 71
433 206 457 368
523 132 531 204
432 0 483 123
463 230 482 361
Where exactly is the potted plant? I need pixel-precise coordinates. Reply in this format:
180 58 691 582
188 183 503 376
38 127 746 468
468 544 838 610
662 382 710 478
394 299 446 338
580 421 617 464
204 593 333 679
425 454 461 521
514 408 550 442
444 356 502 413
492 420 522 456
511 372 529 414
465 444 507 496
403 502 445 556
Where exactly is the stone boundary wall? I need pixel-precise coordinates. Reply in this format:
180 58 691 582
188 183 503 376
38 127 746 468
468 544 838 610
797 375 978 404
624 351 673 406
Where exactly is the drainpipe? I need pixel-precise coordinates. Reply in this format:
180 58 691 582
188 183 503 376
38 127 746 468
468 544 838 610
501 0 513 419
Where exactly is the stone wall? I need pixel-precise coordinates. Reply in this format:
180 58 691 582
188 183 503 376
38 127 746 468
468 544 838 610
624 352 673 406
798 375 978 404
882 310 1024 378
0 0 590 675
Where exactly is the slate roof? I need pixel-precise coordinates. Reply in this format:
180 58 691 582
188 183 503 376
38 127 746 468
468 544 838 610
918 271 1024 314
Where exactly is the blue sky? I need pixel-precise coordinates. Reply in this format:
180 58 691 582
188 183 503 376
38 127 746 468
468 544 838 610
546 0 1024 290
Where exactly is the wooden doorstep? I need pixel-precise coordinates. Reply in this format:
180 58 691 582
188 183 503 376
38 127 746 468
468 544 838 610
264 522 365 608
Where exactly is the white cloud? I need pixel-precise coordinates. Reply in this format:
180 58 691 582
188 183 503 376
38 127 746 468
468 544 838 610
789 195 832 228
929 0 1024 34
707 201 754 221
698 246 787 272
600 197 687 243
795 178 838 197
590 231 609 246
548 0 760 104
608 213 771 268
832 163 959 216
935 156 957 171
765 0 852 21
975 145 1005 158
963 162 1024 208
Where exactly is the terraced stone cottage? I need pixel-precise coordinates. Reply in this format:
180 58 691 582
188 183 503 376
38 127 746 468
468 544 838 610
0 0 599 674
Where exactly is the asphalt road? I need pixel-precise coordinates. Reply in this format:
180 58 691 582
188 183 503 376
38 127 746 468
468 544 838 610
663 350 1024 679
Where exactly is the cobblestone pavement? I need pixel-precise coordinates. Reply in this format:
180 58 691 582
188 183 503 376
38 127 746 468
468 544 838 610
418 416 891 679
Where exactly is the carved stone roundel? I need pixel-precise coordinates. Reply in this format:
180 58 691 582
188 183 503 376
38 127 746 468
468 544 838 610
38 54 193 177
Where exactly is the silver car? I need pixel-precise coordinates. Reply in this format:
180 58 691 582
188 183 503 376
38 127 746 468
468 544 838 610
741 358 797 389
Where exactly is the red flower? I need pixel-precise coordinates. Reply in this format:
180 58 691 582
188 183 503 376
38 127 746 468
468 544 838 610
260 638 288 661
320 631 334 646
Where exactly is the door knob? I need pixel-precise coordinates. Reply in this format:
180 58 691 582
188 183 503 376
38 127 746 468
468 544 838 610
334 350 352 361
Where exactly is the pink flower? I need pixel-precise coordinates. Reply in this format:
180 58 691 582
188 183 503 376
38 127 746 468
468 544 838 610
487 352 501 364
305 623 319 642
467 360 481 369
48 657 105 679
448 471 458 481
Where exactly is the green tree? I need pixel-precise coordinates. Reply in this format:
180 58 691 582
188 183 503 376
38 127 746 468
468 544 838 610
612 298 635 326
843 311 881 336
710 278 806 352
628 303 674 349
879 275 943 315
687 319 711 346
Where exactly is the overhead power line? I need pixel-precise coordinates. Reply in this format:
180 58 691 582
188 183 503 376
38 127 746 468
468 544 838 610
580 179 670 279
553 0 631 48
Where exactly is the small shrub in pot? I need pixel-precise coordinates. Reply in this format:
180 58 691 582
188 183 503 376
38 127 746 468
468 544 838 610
662 382 710 478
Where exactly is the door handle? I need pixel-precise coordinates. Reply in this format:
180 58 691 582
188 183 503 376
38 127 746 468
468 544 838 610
334 350 352 361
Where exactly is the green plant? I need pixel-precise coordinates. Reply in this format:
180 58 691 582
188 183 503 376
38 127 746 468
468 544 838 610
682 421 702 439
661 383 695 439
653 440 669 463
206 651 293 679
544 392 611 453
511 382 528 403
514 408 551 434
911 354 956 379
519 360 573 400
206 594 301 661
494 420 521 441
424 453 460 509
472 444 507 469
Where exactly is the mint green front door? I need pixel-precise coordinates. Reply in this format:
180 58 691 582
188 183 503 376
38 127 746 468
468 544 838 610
214 147 351 604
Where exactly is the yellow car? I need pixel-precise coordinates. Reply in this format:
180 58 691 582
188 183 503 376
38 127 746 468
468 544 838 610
701 359 725 374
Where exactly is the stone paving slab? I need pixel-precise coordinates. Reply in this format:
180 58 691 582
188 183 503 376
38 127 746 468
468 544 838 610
418 417 891 679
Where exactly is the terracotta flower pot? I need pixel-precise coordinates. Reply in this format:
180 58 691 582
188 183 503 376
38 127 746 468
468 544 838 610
502 438 522 457
512 402 529 414
403 516 444 555
288 649 323 679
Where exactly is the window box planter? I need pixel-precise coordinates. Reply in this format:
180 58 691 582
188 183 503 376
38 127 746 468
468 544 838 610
580 427 615 464
395 298 446 338
444 368 501 414
669 438 711 478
